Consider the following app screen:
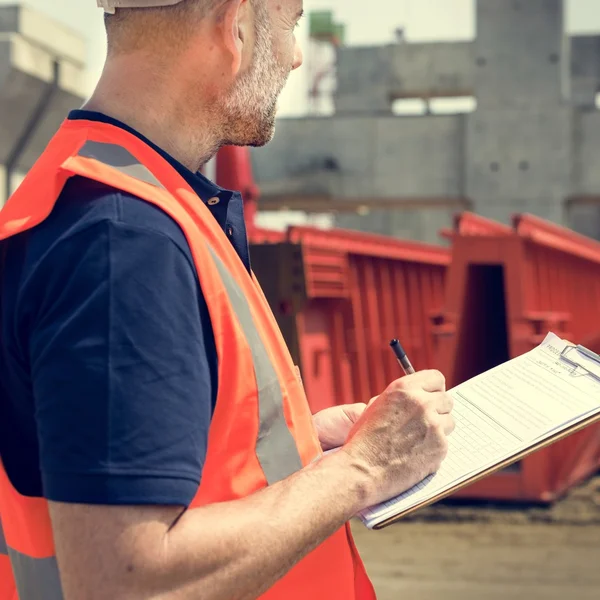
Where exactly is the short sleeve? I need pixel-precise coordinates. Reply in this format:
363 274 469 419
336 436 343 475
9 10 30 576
26 217 213 506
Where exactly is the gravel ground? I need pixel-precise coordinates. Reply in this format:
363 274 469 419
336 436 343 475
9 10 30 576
351 475 600 600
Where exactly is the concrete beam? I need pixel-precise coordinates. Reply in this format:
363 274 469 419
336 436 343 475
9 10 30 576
334 35 600 114
0 6 86 201
257 194 469 212
0 34 86 169
0 4 86 66
335 42 474 114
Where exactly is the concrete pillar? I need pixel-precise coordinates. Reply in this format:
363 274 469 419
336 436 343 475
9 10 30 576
466 0 571 227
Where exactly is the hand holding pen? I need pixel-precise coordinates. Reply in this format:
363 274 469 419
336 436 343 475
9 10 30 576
337 336 454 507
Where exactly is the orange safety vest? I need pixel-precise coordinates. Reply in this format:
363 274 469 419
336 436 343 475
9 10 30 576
0 119 376 600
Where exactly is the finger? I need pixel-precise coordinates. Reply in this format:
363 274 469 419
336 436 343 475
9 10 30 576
438 413 455 435
367 395 379 406
342 403 368 423
431 391 454 415
394 369 446 393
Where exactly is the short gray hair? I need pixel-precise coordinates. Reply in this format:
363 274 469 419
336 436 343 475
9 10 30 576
104 0 229 53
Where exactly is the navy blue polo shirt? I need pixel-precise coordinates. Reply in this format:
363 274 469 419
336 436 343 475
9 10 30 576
0 110 249 506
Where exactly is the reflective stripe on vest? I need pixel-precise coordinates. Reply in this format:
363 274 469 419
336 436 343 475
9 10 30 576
76 141 303 485
0 521 6 555
7 549 63 600
1 519 64 599
208 248 303 483
79 141 164 188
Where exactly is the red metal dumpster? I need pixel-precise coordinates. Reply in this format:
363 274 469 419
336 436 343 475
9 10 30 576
581 332 600 356
218 139 599 501
435 212 600 502
440 211 513 239
251 226 450 413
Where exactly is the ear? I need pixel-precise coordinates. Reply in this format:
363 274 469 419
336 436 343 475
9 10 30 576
220 0 253 75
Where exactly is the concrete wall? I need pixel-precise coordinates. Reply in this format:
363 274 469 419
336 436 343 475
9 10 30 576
569 109 600 240
575 110 600 194
570 35 600 107
252 0 600 241
335 208 455 246
253 114 464 200
466 106 572 225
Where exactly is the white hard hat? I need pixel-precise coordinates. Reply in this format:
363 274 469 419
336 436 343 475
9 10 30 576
97 0 186 14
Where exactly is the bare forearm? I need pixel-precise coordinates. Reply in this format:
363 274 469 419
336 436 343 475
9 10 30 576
52 451 370 600
159 452 366 599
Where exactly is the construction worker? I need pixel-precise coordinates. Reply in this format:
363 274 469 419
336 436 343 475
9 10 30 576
0 1 454 599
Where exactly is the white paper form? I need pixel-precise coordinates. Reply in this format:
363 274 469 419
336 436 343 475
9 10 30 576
359 333 600 529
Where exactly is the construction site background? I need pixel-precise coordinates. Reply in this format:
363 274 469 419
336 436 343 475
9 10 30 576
0 2 599 599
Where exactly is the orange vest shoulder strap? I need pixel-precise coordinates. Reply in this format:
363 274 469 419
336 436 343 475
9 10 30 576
61 140 179 215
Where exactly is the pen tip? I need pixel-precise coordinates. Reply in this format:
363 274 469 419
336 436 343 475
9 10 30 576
390 339 399 347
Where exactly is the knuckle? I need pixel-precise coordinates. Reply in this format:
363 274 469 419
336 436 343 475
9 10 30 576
389 377 410 393
426 369 446 388
435 369 446 386
389 383 425 409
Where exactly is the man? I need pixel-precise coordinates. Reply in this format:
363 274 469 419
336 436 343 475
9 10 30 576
0 1 454 599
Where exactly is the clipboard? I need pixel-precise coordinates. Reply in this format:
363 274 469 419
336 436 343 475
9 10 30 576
372 343 600 530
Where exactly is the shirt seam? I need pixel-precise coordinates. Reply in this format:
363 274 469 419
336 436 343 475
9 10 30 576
43 469 201 482
19 216 203 373
17 198 190 295
27 215 200 289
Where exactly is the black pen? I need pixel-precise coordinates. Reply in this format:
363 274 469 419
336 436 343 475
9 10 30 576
390 339 415 375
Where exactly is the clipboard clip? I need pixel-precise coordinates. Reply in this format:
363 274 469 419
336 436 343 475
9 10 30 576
560 344 600 384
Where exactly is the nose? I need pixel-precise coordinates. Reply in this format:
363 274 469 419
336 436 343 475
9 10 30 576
292 39 303 70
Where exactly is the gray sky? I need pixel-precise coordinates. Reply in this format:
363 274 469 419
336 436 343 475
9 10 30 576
4 0 600 115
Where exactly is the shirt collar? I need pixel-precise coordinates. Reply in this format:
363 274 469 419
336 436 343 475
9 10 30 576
68 110 230 204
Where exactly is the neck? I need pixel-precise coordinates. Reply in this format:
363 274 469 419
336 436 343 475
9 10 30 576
84 57 220 172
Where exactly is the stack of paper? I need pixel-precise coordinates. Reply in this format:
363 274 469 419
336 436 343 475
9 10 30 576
359 333 600 529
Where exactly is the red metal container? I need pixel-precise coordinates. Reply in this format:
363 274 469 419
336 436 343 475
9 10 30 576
251 226 450 413
216 144 599 503
581 332 600 355
435 212 600 502
440 211 513 240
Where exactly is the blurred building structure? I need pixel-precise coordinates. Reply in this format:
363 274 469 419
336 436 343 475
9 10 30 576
3 1 600 243
252 0 600 243
0 4 86 205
